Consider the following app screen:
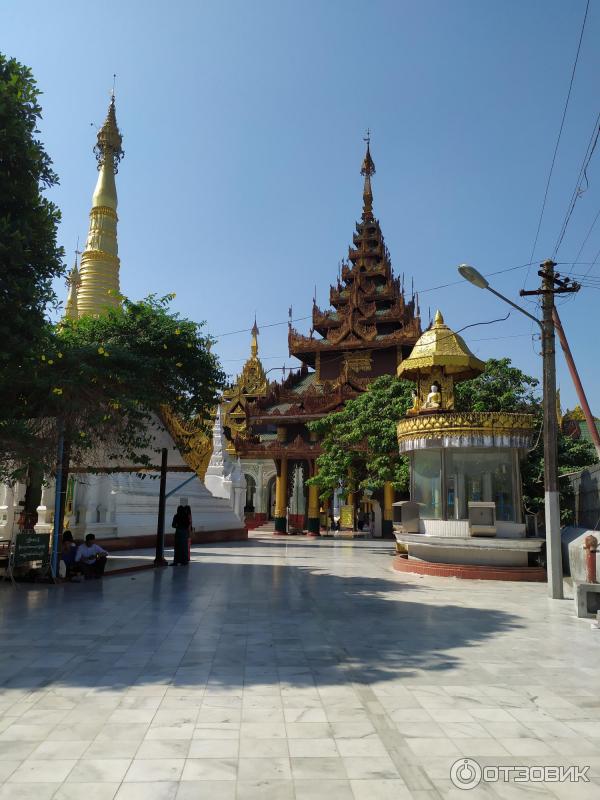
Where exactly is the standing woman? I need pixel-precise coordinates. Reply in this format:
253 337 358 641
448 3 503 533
171 505 189 566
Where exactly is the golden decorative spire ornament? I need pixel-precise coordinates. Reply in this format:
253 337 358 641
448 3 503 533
77 94 124 316
250 317 259 358
221 321 268 451
360 131 376 220
64 250 81 320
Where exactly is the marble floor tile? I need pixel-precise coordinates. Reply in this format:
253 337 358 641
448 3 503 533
288 737 339 757
124 759 184 782
175 782 235 800
290 757 348 779
341 756 400 780
8 759 76 782
349 779 413 800
180 758 237 780
52 783 120 800
0 784 61 800
66 758 132 783
114 782 178 800
236 781 294 800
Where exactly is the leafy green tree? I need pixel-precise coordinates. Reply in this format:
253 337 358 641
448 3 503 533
0 54 64 400
0 53 65 515
308 375 414 498
454 358 539 412
1 295 225 527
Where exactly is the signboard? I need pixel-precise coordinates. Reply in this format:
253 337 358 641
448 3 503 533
340 505 354 530
14 533 51 567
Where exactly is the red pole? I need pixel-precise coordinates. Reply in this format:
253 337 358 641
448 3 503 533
552 308 600 460
583 534 598 584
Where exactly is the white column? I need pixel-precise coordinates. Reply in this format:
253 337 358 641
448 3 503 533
36 479 55 530
0 483 15 537
255 464 264 513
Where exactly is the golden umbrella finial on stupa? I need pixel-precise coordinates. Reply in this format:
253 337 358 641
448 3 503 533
94 91 124 172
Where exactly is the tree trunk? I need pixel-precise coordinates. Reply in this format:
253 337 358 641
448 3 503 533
23 462 43 530
56 440 71 540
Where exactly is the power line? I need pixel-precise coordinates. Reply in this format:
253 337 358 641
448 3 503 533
213 262 536 340
524 0 591 285
553 111 600 261
215 315 310 339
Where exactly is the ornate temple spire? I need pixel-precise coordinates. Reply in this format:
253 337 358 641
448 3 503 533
64 251 81 320
360 133 376 220
205 406 234 479
250 317 259 358
77 94 125 317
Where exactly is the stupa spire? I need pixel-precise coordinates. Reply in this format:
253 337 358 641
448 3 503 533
64 249 81 320
250 317 259 358
77 93 124 316
360 131 376 220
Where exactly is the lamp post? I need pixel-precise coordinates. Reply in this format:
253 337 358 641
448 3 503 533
458 263 563 600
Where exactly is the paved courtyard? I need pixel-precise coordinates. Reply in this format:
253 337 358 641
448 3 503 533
0 534 599 800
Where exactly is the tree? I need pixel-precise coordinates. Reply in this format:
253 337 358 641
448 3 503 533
308 375 414 498
310 359 597 523
0 54 65 516
454 358 539 412
0 54 64 404
1 295 225 526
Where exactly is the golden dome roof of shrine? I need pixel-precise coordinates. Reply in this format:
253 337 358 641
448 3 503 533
397 310 485 381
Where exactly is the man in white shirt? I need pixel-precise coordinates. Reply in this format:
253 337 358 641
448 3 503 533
75 534 109 579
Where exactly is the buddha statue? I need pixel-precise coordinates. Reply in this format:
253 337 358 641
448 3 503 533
407 390 420 416
422 382 442 410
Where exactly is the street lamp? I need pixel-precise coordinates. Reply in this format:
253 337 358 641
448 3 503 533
458 263 563 600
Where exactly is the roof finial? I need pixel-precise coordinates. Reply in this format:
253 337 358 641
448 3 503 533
360 131 376 220
94 92 124 173
250 315 259 358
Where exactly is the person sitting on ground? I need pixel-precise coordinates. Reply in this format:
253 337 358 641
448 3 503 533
75 533 108 579
60 530 78 580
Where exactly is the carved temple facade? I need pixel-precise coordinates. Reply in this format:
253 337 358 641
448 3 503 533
236 142 422 534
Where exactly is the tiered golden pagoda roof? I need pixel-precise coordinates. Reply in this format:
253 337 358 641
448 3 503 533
239 142 422 458
221 320 268 451
288 141 421 363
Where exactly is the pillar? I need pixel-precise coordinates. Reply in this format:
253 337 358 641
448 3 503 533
383 481 394 537
307 474 320 536
274 457 288 534
347 491 355 531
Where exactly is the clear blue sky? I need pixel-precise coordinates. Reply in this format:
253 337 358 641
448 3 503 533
4 0 600 410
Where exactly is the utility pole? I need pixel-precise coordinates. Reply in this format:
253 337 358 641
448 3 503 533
552 307 600 460
521 260 579 599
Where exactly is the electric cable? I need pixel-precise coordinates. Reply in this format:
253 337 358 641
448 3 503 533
524 0 591 286
554 111 600 261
